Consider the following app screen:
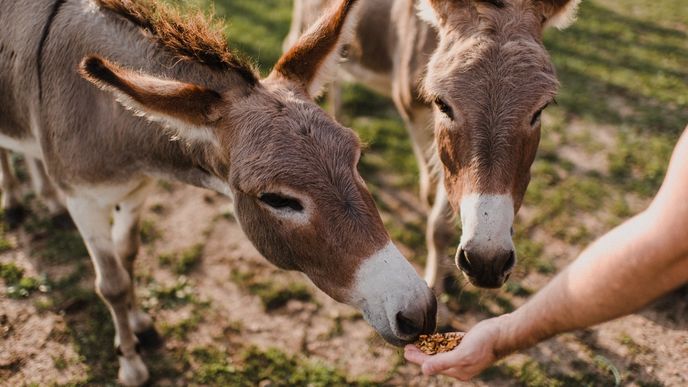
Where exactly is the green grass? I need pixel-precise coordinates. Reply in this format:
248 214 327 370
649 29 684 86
0 262 46 299
158 243 204 275
139 218 161 244
230 269 313 311
191 346 374 386
143 276 199 309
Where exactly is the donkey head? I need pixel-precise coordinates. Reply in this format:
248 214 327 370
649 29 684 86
80 0 435 345
418 0 579 288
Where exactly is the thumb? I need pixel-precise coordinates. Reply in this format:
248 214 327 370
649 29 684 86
421 351 460 375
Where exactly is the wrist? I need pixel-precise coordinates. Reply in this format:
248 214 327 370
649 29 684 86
492 309 543 358
491 313 520 359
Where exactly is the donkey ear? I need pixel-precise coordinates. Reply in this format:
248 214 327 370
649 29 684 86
416 0 471 28
79 55 223 144
270 0 360 98
536 0 581 29
416 0 451 28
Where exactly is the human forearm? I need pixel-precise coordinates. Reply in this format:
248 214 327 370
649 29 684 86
497 211 688 356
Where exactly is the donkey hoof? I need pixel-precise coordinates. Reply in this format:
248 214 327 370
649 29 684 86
118 355 149 387
135 326 163 349
3 205 27 229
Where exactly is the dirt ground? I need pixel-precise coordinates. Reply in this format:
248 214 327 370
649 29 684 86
1 179 686 386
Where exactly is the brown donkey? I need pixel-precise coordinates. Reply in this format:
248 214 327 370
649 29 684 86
0 0 436 385
287 0 580 290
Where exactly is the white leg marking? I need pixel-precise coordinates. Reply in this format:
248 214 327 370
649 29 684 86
0 150 21 210
67 194 149 386
112 181 155 334
424 183 454 291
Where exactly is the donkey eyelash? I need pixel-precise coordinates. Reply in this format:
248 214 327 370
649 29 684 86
434 97 454 120
530 102 551 126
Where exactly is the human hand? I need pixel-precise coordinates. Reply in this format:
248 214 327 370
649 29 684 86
404 314 511 380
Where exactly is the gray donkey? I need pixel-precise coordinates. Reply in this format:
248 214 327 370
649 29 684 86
0 0 437 384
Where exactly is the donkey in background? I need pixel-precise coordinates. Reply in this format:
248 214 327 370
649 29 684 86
287 0 580 291
0 0 436 385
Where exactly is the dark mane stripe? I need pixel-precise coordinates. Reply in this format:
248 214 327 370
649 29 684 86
95 0 258 84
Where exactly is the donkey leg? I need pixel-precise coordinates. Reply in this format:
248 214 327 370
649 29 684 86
393 100 435 208
424 183 455 295
26 157 65 216
66 195 149 386
327 80 343 121
0 149 26 228
111 181 159 347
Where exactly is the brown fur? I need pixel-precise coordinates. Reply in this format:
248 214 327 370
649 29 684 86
288 0 578 289
424 0 561 208
95 0 257 83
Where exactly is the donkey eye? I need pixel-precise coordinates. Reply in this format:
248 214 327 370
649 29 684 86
530 103 550 127
434 97 454 120
259 193 304 211
530 110 543 126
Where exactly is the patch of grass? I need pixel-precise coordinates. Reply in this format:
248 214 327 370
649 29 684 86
177 244 203 274
0 262 46 299
66 293 118 384
52 355 68 371
140 218 161 244
143 277 197 309
0 262 23 284
249 281 312 311
593 355 622 386
514 234 554 274
37 232 88 264
230 269 313 311
510 360 563 387
150 202 166 214
504 282 534 297
23 211 88 264
353 116 419 188
0 235 13 252
158 244 204 275
160 310 205 340
385 219 426 261
618 333 650 356
608 131 674 197
6 276 43 299
191 346 373 386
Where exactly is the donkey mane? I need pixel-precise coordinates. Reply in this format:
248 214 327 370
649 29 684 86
95 0 258 84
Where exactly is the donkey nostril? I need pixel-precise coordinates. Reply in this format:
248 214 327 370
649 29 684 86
457 249 472 272
396 311 422 337
502 251 516 273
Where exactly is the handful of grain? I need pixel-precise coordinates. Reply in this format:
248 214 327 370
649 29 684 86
415 332 465 355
